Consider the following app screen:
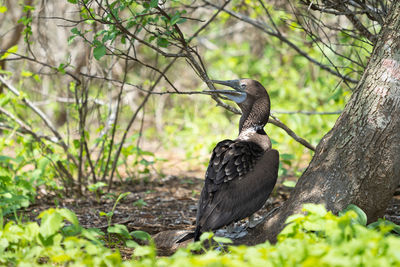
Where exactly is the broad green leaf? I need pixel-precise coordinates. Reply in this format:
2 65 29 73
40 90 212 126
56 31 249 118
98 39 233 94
199 232 213 242
303 203 328 217
126 240 139 248
131 230 151 241
108 224 131 240
149 0 158 8
133 246 153 257
341 204 367 226
93 44 106 60
39 210 63 238
157 37 169 48
58 208 80 226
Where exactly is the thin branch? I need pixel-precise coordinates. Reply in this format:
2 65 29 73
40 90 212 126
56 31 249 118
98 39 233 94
203 0 359 84
269 115 316 151
271 110 342 115
107 57 179 191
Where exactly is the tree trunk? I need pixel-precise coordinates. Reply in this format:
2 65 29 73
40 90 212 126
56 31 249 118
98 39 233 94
238 1 400 245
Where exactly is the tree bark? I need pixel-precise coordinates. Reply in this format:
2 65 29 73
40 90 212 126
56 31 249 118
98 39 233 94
238 1 400 245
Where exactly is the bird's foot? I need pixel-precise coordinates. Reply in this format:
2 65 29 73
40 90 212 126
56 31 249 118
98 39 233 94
247 215 264 229
215 222 248 240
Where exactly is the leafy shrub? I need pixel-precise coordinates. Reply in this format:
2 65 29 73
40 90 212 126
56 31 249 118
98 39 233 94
1 204 400 266
0 134 57 216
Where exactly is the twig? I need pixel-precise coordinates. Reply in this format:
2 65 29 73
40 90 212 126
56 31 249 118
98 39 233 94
203 0 358 84
269 115 316 151
271 110 342 115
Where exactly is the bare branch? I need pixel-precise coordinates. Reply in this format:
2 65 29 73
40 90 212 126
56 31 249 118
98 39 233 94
203 0 359 84
271 110 342 115
269 115 316 151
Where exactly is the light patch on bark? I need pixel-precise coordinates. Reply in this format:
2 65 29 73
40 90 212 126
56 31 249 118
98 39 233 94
366 57 400 130
367 110 390 130
381 58 400 82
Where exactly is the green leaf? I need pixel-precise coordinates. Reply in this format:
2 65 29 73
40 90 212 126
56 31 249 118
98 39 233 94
58 208 80 226
126 240 139 248
133 246 153 257
93 44 106 60
131 230 151 241
156 37 169 48
67 0 78 3
0 6 7 13
88 182 107 192
108 224 131 240
0 45 17 60
115 192 131 203
302 203 328 217
341 204 367 226
57 63 66 74
73 139 80 149
149 0 158 8
170 12 181 25
199 232 213 242
71 27 81 35
132 199 147 208
39 210 64 238
213 236 233 244
282 180 296 188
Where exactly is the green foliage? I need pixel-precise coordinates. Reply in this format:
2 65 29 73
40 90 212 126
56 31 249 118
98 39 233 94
0 132 57 215
1 204 400 266
0 208 120 266
69 0 188 60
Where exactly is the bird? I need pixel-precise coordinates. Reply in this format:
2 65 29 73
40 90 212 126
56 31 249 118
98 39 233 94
193 79 279 241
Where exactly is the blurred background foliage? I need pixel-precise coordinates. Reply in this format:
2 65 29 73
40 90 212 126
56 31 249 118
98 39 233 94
0 0 375 209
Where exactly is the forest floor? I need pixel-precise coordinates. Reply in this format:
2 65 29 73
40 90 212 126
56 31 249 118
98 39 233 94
23 173 400 258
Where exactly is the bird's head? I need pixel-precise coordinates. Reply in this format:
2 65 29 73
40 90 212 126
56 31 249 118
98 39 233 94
205 79 271 130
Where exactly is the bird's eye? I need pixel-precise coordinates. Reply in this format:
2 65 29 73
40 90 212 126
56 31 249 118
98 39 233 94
240 83 246 90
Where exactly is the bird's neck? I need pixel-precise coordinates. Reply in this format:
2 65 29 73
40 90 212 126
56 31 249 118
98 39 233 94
238 101 270 133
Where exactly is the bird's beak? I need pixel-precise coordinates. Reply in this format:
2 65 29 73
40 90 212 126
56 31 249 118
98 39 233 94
203 79 247 103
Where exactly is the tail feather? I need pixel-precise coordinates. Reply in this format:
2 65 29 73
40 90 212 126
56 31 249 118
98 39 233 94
194 225 202 241
176 232 195 243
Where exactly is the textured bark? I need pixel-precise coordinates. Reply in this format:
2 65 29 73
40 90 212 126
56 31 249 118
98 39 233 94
238 1 400 245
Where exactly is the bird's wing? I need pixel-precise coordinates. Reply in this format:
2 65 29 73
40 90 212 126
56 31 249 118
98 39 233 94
206 139 265 186
195 140 278 238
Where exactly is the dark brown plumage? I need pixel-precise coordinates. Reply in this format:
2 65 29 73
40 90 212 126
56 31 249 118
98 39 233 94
194 79 279 241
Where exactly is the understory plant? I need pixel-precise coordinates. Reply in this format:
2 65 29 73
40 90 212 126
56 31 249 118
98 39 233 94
1 204 400 266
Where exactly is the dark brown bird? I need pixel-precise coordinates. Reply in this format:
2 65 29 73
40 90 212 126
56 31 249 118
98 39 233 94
194 79 279 241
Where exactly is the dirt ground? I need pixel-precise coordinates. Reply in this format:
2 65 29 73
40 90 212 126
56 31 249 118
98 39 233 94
25 175 289 233
23 174 400 258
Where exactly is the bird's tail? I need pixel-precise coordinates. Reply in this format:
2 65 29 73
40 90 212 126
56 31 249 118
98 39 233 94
193 225 201 241
176 232 195 243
